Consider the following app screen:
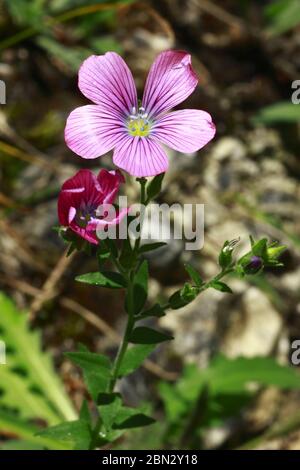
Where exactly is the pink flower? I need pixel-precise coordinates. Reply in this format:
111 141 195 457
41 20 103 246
65 50 216 177
58 169 126 245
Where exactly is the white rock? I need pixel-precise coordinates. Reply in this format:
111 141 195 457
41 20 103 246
221 287 282 357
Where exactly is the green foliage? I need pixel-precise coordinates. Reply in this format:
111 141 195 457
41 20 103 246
118 344 157 377
97 393 155 443
202 355 300 392
114 413 155 429
129 326 173 344
5 0 46 27
254 101 300 124
218 239 239 270
76 271 127 288
169 283 200 309
265 0 300 35
209 280 233 293
139 242 167 254
146 173 165 202
66 351 111 401
119 237 135 270
37 419 92 450
0 409 72 450
184 263 203 287
0 293 77 426
159 355 300 447
131 260 148 315
37 36 92 72
2 0 126 58
138 303 166 319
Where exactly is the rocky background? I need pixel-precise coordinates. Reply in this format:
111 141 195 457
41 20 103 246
0 0 300 449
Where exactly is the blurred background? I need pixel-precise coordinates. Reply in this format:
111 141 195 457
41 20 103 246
0 0 300 450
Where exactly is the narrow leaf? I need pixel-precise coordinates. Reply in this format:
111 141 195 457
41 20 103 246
76 271 127 289
210 280 233 293
118 344 157 377
139 242 167 253
139 303 166 319
66 351 111 400
184 263 203 287
129 326 173 344
113 413 155 430
146 173 165 201
37 419 92 450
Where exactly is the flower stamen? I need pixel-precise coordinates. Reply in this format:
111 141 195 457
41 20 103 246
127 106 151 137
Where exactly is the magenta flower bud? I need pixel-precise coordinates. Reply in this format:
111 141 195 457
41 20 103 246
64 51 216 177
58 169 127 245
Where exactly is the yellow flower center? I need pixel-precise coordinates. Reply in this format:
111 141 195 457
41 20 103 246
128 118 151 137
127 106 151 137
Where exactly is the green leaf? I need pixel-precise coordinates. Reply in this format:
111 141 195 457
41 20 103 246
79 400 91 423
76 271 127 289
252 238 268 258
119 237 135 270
37 419 92 450
129 326 173 344
97 243 111 268
37 36 92 72
207 355 300 393
210 280 233 294
66 351 111 401
0 367 60 424
104 238 118 259
139 303 166 319
169 283 200 309
118 344 157 377
0 409 71 450
265 0 300 35
113 413 155 430
184 263 203 287
159 382 188 422
146 173 165 201
132 260 148 314
90 36 123 55
254 101 300 124
0 292 77 424
158 355 300 434
98 393 122 430
139 242 167 253
1 440 45 450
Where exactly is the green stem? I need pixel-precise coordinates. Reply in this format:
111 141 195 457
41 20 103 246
134 177 147 254
107 179 148 391
108 273 135 392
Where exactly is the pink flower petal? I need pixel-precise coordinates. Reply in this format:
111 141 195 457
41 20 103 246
65 105 126 159
78 53 138 117
68 206 76 224
153 109 216 153
97 169 125 204
58 169 99 225
70 225 99 245
142 50 198 118
96 206 129 228
113 136 168 177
